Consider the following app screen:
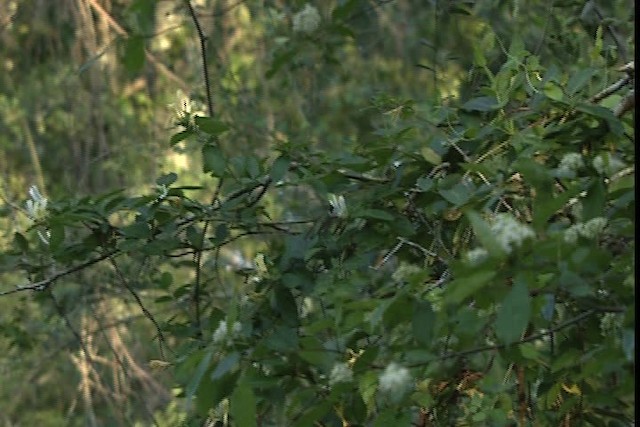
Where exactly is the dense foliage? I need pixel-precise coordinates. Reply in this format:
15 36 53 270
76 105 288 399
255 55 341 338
0 0 634 425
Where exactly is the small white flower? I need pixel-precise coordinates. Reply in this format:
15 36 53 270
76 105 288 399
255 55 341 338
292 4 321 34
563 224 581 244
580 217 607 239
212 320 228 343
254 253 268 276
600 312 622 336
329 363 353 385
465 247 489 265
563 217 607 243
328 194 348 218
569 200 583 221
378 362 412 396
392 263 422 283
25 185 47 220
556 153 584 178
300 297 315 318
592 153 625 176
155 184 169 201
490 213 535 253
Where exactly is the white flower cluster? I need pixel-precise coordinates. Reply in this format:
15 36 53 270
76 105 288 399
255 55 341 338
563 217 607 244
556 153 584 178
292 4 321 34
490 213 535 253
465 247 489 265
212 320 242 344
592 153 625 176
25 185 47 220
391 263 422 283
329 362 353 385
25 185 50 245
328 193 348 218
378 362 412 397
599 312 623 337
300 296 316 318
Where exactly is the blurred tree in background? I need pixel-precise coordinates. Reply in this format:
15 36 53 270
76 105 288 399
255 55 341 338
0 0 634 425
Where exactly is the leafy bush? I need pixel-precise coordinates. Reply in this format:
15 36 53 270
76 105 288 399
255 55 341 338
0 1 634 425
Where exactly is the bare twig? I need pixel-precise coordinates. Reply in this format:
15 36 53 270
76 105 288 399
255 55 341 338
108 256 171 359
589 74 631 103
184 0 214 117
614 90 635 117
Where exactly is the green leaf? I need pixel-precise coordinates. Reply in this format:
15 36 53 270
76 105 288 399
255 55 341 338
575 103 624 136
265 326 298 353
495 276 531 345
543 82 564 101
196 370 240 417
582 179 605 220
292 401 332 427
273 287 299 327
270 156 290 182
49 224 65 252
416 177 434 192
156 172 177 186
123 35 145 73
230 379 257 427
121 222 150 239
421 147 442 165
446 269 496 305
170 130 192 146
266 47 297 79
412 300 436 346
14 232 29 252
465 210 505 258
194 116 230 136
384 293 413 329
202 143 227 176
211 352 240 380
185 348 214 408
566 68 596 96
439 182 474 207
359 209 394 221
332 0 360 21
533 184 581 231
462 96 500 112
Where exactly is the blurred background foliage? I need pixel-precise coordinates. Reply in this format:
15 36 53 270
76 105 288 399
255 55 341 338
0 0 634 425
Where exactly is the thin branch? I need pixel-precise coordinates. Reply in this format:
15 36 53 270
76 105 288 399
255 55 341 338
196 0 247 17
0 250 118 296
592 3 628 64
85 0 189 92
589 74 631 103
184 0 214 117
406 309 597 367
108 256 171 360
614 90 635 117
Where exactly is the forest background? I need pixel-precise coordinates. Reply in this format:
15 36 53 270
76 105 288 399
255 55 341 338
0 0 635 426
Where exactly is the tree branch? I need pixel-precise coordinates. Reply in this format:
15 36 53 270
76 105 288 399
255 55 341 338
184 0 214 117
0 250 118 296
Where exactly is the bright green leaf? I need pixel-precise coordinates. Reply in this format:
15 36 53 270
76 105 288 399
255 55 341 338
194 116 230 136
